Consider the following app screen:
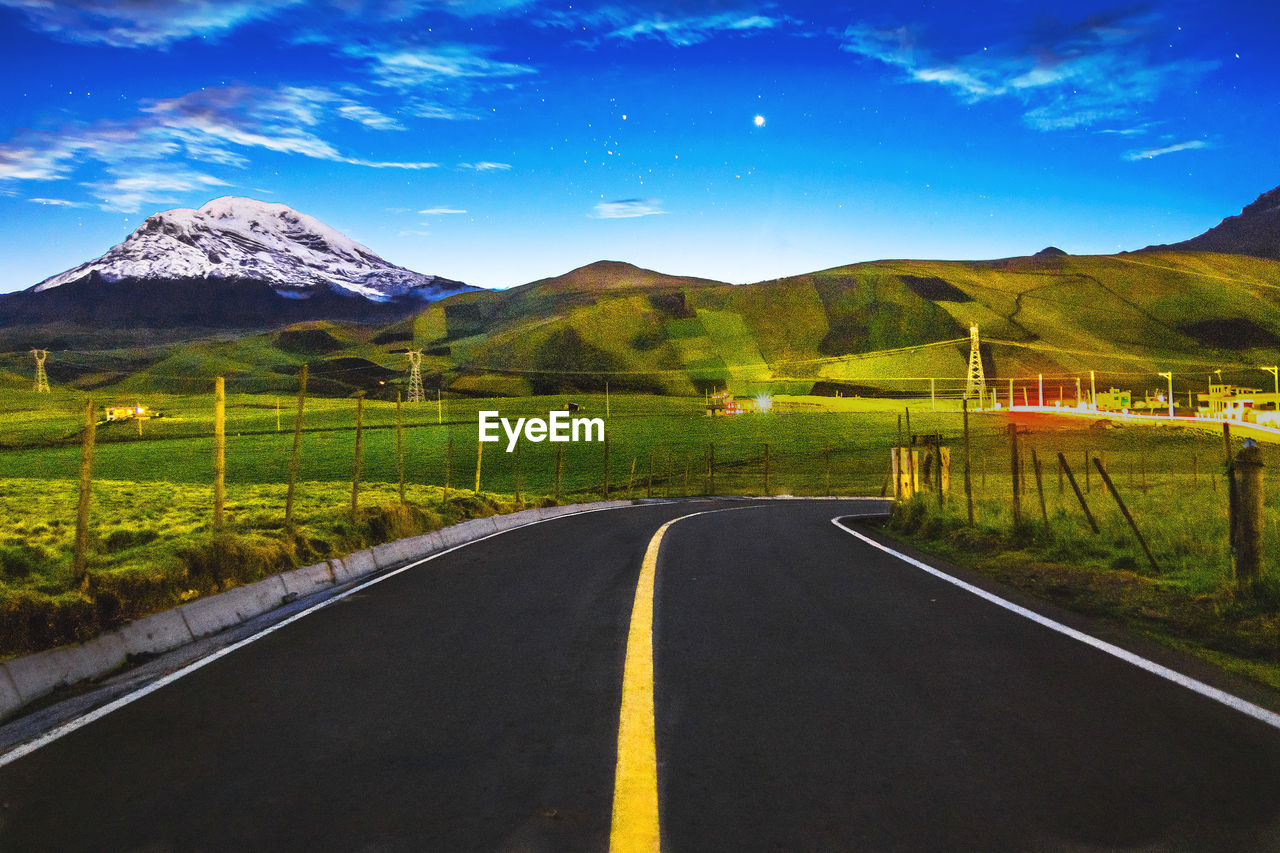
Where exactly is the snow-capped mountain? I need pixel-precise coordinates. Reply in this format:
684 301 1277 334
32 196 474 302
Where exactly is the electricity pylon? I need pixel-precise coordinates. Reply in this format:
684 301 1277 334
964 324 985 401
31 349 50 393
406 350 425 402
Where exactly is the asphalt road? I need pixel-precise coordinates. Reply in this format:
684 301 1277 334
2 499 1280 851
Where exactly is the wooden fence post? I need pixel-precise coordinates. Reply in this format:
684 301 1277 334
824 444 832 497
708 443 716 496
904 408 916 493
554 444 563 503
763 443 771 497
647 450 654 499
72 399 96 587
1031 447 1048 529
1234 443 1265 585
396 392 406 505
626 457 636 500
1058 452 1099 534
934 441 945 509
351 394 365 514
214 377 226 530
1224 423 1238 567
1093 457 1159 572
602 434 610 499
444 435 453 503
1007 424 1022 525
515 441 525 507
285 364 308 528
474 431 483 494
962 400 974 525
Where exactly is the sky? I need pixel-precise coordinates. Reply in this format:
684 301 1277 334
0 0 1276 293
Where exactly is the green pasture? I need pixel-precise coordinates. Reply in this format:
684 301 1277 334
2 387 1279 663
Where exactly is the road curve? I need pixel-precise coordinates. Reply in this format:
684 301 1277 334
0 499 1278 852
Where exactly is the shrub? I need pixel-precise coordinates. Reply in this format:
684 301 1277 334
103 527 160 553
0 544 51 580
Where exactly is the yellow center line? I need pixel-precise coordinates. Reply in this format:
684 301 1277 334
610 511 703 853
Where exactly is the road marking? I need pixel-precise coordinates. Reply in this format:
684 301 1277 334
831 516 1280 732
611 506 767 853
0 501 664 769
0 498 871 769
611 514 693 853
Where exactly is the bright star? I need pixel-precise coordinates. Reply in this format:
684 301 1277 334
753 115 765 127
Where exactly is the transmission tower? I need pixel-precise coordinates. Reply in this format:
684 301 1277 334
406 350 425 402
964 324 985 401
31 349 50 393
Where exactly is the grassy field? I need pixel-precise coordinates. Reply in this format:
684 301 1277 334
2 386 1280 676
0 389 909 657
883 411 1280 689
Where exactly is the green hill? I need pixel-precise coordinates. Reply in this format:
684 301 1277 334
4 253 1279 400
389 253 1280 398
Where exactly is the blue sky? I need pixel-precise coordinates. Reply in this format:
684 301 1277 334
0 0 1275 292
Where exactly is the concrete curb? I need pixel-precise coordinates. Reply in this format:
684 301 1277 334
0 500 631 723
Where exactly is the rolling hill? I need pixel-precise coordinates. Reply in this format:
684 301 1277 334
4 186 1280 401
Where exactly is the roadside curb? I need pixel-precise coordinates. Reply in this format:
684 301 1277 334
0 500 631 722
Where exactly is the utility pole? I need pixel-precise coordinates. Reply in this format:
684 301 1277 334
1038 373 1043 407
1090 370 1096 408
1265 366 1279 412
1008 378 1014 409
31 349 50 393
1075 377 1082 407
406 350 425 403
1158 371 1173 419
930 377 936 412
964 324 985 400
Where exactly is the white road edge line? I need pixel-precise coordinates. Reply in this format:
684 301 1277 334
831 514 1280 732
0 501 671 768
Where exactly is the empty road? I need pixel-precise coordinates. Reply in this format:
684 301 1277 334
2 499 1280 851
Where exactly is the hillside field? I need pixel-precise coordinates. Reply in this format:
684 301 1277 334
3 252 1279 408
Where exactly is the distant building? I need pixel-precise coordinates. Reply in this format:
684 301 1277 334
1095 388 1131 412
706 391 755 416
105 405 149 421
1195 385 1280 423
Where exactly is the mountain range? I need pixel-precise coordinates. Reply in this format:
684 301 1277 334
0 197 474 329
1 186 1278 398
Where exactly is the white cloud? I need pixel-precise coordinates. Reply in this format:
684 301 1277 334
459 161 511 171
1123 140 1209 161
608 12 779 46
85 167 231 213
28 197 92 207
0 0 302 48
841 13 1218 134
419 207 468 214
592 198 665 219
345 43 534 92
0 84 436 210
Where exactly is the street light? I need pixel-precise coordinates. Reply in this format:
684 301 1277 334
1265 366 1279 413
1158 371 1173 419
